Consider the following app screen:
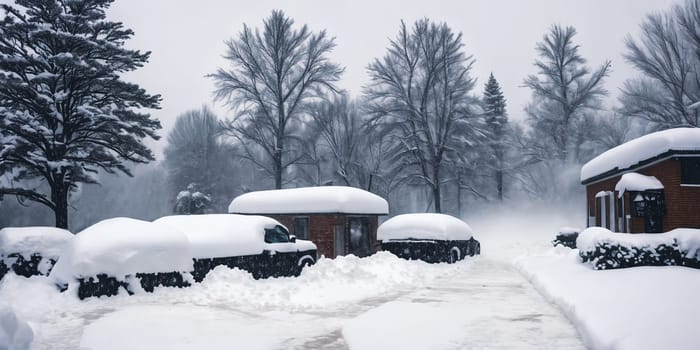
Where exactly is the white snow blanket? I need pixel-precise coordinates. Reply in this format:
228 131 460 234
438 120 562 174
581 127 700 182
50 218 193 282
154 214 316 259
0 227 72 259
516 247 700 350
378 213 473 241
228 186 388 215
614 173 663 198
577 226 700 258
0 305 33 350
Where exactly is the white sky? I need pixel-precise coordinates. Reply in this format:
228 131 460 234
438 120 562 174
48 1 691 157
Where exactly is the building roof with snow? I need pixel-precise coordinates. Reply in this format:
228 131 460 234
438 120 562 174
581 128 700 184
228 186 389 215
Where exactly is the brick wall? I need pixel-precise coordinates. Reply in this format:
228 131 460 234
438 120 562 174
585 158 700 233
268 214 380 258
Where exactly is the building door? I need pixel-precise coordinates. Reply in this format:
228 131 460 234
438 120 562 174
348 217 371 257
643 193 664 233
333 225 344 258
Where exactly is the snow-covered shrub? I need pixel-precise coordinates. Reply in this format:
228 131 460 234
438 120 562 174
0 227 72 280
577 227 700 270
50 218 194 299
551 227 580 249
0 305 33 350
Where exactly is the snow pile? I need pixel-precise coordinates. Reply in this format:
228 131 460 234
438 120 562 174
0 227 72 259
581 127 700 182
577 227 700 269
154 214 315 259
516 248 700 350
228 186 389 215
164 252 439 311
0 305 33 350
50 218 193 283
614 173 663 197
378 213 473 241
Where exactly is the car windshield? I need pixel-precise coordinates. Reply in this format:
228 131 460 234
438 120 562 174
264 225 290 243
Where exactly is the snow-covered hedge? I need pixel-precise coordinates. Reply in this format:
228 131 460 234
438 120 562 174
577 227 700 270
551 227 580 249
50 218 194 298
0 227 72 280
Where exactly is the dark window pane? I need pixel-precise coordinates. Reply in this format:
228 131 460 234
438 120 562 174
294 217 309 240
681 157 700 185
265 225 290 243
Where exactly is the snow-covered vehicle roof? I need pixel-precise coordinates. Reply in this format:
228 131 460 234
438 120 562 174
154 214 316 259
581 128 700 184
50 218 193 282
614 173 663 197
0 226 72 259
228 186 389 215
377 213 474 242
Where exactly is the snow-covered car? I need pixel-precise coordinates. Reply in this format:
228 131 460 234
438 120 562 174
50 217 194 299
378 213 480 263
154 214 317 280
0 226 73 280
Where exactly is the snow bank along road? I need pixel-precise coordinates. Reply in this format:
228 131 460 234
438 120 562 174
0 252 584 350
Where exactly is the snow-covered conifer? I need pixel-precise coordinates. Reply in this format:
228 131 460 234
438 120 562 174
0 0 161 229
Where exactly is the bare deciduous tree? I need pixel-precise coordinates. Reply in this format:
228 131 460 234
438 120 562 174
365 19 484 213
523 24 611 163
622 1 700 128
210 10 343 189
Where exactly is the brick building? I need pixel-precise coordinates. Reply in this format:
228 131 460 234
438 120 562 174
228 186 389 258
581 128 700 233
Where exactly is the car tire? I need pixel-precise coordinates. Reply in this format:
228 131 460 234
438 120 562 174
448 247 461 264
296 257 314 276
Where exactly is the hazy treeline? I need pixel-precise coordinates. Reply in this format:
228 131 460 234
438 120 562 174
2 0 700 230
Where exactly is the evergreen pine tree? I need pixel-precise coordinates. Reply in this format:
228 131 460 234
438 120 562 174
483 73 508 200
0 0 161 229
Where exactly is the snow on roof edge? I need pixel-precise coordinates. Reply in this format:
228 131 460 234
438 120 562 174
581 128 700 184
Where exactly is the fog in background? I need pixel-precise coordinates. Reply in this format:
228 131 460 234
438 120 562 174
0 0 685 231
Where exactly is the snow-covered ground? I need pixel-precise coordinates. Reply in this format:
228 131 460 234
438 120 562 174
0 202 697 349
516 247 700 350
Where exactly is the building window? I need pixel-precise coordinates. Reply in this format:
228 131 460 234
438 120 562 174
293 217 309 240
681 157 700 185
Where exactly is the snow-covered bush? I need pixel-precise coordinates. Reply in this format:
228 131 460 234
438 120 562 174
0 305 33 350
0 227 72 280
577 227 700 270
551 227 580 249
50 218 194 298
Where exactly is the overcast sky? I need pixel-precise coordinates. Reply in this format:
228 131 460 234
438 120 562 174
105 0 678 158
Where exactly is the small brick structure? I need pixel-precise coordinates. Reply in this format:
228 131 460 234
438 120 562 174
581 129 700 233
229 186 389 258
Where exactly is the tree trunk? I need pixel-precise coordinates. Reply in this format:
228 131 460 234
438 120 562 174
496 170 503 201
432 165 441 213
274 151 283 189
51 184 69 229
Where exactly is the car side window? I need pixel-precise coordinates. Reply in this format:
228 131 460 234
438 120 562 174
265 225 290 243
